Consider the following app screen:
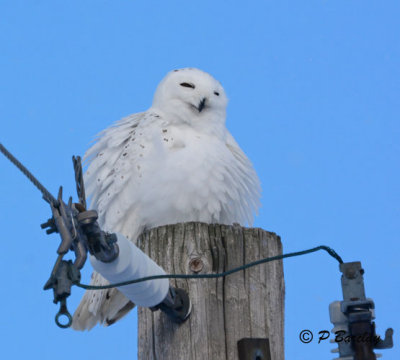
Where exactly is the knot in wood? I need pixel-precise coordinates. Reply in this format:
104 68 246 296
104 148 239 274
189 257 204 273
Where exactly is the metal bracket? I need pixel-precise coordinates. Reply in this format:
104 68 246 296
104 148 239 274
150 286 191 323
329 261 394 359
237 338 271 360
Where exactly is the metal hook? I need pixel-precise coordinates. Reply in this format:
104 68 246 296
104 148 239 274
55 298 72 329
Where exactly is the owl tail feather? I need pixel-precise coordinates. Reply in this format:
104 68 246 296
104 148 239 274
72 271 135 331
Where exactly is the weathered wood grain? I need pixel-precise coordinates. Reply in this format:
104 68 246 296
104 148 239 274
137 222 285 360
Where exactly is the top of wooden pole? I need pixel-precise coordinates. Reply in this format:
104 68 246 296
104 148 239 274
137 222 285 360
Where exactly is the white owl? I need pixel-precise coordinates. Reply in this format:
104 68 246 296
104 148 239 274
72 68 261 330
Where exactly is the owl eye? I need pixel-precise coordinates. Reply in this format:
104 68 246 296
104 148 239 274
180 82 195 89
214 91 220 96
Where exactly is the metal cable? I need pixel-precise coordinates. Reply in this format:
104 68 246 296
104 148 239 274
72 155 86 209
76 245 343 290
0 142 58 206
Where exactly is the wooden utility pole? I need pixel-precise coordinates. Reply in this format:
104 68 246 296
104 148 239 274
137 222 285 360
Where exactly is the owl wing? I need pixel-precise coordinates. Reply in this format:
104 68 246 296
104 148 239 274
223 132 261 226
73 111 157 330
83 111 157 238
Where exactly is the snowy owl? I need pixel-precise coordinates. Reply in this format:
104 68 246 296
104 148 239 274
72 68 261 330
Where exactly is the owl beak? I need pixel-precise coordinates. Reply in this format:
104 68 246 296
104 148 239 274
198 98 206 112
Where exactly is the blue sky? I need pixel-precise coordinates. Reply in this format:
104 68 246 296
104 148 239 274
0 1 398 359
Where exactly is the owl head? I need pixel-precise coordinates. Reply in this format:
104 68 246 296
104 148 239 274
152 68 228 123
